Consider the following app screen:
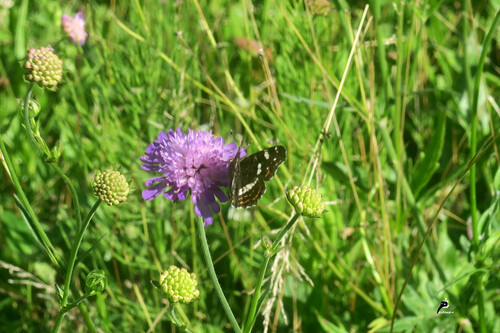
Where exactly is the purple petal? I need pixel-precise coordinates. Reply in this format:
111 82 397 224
74 12 85 21
194 199 213 225
213 187 229 203
142 182 168 201
61 14 70 24
158 131 168 141
225 141 237 151
145 176 168 187
165 186 188 201
141 163 161 172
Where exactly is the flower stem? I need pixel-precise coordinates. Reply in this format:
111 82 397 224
270 213 300 253
196 217 241 333
22 83 44 155
12 83 96 332
243 213 300 333
0 85 60 267
21 82 83 228
52 295 96 333
173 303 194 332
52 199 102 333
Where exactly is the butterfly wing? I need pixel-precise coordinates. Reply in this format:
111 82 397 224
230 146 286 208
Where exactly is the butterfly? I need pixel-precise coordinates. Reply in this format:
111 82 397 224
229 145 287 208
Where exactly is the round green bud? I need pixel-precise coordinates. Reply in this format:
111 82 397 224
159 265 200 304
17 98 41 116
85 269 107 296
261 236 272 250
24 46 63 90
93 169 129 206
286 185 326 218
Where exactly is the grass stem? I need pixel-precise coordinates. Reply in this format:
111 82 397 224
469 9 500 333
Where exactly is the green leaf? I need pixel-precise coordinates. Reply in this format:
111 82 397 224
494 167 500 191
410 109 446 197
322 161 369 192
0 211 36 255
437 264 486 293
150 280 162 291
376 316 424 332
368 317 389 332
478 195 499 240
56 284 64 302
315 311 348 333
481 230 500 259
243 288 270 333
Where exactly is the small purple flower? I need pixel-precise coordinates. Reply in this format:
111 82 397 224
141 128 245 226
61 12 88 45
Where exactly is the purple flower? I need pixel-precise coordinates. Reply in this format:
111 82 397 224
141 128 245 226
61 12 88 45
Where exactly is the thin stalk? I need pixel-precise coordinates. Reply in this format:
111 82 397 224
23 89 84 228
393 1 405 235
243 213 300 333
52 310 65 333
16 81 96 333
52 199 102 333
470 10 500 333
49 162 83 228
51 294 95 333
23 83 84 232
76 301 97 333
174 303 194 332
0 84 61 266
22 83 44 154
370 0 390 96
196 218 241 333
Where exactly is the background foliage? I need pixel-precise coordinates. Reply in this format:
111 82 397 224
0 0 499 332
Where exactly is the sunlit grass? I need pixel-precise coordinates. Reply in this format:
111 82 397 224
0 1 499 332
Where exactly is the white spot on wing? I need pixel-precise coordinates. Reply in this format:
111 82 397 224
256 163 262 175
238 179 258 195
264 151 270 159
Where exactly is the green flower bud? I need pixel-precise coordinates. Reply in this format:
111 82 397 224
93 169 129 206
85 269 107 296
159 266 200 304
286 185 326 218
17 98 41 117
261 236 272 250
24 46 63 90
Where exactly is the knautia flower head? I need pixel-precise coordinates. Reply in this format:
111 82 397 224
85 269 107 296
93 169 130 206
159 265 200 304
141 127 244 226
24 47 63 90
61 12 88 45
286 185 326 218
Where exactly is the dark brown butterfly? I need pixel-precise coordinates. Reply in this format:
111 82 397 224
229 146 286 208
